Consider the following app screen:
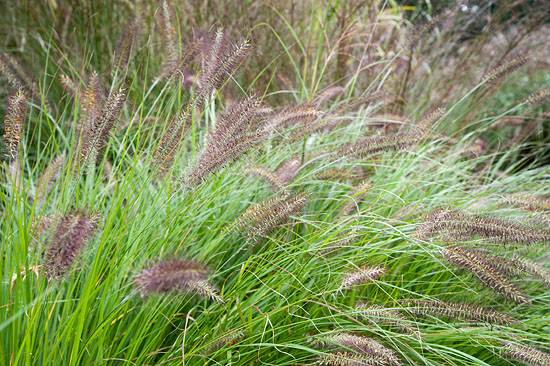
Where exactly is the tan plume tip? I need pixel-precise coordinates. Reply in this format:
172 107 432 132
340 266 386 289
501 342 550 366
187 132 263 186
44 211 99 278
134 259 223 302
510 256 550 288
3 88 26 159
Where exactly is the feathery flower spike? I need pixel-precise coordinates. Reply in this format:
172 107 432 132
134 259 223 302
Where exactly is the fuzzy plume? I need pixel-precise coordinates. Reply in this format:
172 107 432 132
481 56 529 87
31 213 58 239
234 192 308 245
134 258 223 302
79 87 126 168
313 86 345 107
404 299 517 325
287 116 340 141
113 19 140 73
202 329 245 354
79 72 105 131
338 133 423 160
455 248 550 287
3 88 26 159
197 29 250 103
153 104 193 175
0 52 38 96
525 89 550 106
501 342 550 366
316 333 400 366
416 107 445 136
501 194 550 212
44 211 98 278
0 52 21 88
392 202 425 221
417 207 550 245
340 266 386 289
318 351 393 366
356 303 416 334
274 157 301 185
338 181 372 217
159 0 179 62
36 154 65 203
247 166 288 193
187 95 262 185
314 227 359 257
315 168 358 182
158 37 201 82
441 245 529 304
330 92 391 117
406 10 450 51
7 158 22 187
59 74 77 96
503 256 550 288
263 105 317 135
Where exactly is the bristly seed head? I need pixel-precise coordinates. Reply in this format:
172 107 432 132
134 258 223 302
501 342 550 366
340 265 386 289
482 55 529 86
3 88 26 159
44 211 99 278
441 245 530 304
404 299 517 325
416 207 550 244
234 192 309 245
315 333 401 366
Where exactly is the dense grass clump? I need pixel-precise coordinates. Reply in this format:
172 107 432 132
1 1 549 365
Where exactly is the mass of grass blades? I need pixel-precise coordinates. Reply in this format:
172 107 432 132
1 1 550 365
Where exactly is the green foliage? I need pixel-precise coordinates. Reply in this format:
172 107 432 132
1 1 549 365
